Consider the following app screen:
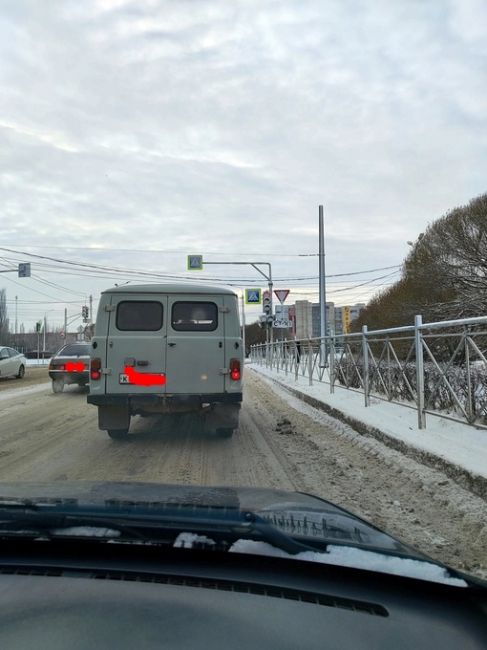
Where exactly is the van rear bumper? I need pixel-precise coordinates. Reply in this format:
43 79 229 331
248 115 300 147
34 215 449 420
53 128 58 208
87 393 242 407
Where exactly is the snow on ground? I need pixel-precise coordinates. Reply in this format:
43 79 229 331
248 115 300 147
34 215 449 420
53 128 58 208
251 364 487 483
26 358 50 366
0 382 51 403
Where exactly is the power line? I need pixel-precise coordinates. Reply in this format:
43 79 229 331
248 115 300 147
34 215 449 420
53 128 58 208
31 273 87 297
0 262 66 301
0 243 401 264
6 300 83 304
327 270 399 294
0 247 401 284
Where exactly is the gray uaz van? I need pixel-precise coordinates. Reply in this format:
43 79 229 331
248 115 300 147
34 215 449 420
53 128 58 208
87 283 242 440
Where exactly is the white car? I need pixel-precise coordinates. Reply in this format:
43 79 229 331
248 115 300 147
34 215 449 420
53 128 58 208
0 347 26 380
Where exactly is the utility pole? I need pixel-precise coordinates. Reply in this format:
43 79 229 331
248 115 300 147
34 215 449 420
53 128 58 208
43 314 47 357
64 308 68 345
15 295 18 335
319 205 327 367
89 294 93 323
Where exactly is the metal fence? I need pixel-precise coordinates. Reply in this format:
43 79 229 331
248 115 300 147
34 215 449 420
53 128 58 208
250 314 487 430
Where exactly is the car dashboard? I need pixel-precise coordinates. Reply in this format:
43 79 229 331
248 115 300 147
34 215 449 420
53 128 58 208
0 540 485 649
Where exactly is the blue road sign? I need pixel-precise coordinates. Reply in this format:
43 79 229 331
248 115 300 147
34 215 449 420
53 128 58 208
187 255 203 270
245 288 262 304
18 262 31 277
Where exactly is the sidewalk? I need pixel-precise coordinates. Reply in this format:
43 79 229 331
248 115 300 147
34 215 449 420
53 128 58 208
250 363 487 499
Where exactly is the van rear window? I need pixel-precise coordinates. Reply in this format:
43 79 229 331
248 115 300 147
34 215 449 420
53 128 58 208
116 301 163 331
171 302 218 331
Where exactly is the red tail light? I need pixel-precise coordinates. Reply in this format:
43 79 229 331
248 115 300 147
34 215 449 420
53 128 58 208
90 358 101 380
66 361 85 372
230 358 241 381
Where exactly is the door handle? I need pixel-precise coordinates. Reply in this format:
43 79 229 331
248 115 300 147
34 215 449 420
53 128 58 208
168 342 176 347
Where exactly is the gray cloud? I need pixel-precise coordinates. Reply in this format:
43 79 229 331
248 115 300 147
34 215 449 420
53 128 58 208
0 0 485 325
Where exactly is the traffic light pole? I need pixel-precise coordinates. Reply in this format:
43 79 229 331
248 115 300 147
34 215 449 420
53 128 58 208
201 261 273 343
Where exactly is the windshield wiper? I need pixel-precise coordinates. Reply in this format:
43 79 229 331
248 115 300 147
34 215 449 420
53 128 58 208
0 502 327 556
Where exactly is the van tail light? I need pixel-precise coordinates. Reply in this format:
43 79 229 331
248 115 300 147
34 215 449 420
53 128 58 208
90 358 102 380
230 358 241 381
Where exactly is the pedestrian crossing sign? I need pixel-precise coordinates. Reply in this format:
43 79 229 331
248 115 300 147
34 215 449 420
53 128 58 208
245 288 262 304
187 255 203 270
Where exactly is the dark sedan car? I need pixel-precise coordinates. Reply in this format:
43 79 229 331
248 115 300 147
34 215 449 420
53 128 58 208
48 342 91 393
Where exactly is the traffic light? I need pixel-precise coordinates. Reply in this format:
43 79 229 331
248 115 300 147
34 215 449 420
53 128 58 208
263 291 271 316
35 321 41 332
81 306 89 319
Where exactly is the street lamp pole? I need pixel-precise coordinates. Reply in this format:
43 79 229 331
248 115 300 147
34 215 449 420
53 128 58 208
319 205 327 367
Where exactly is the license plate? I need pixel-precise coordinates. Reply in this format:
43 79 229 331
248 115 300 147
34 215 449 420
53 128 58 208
119 369 166 386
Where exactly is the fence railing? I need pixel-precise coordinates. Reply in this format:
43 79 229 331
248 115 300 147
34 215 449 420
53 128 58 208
250 314 487 430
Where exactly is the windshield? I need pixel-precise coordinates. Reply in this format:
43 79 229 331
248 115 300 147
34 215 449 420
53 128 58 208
0 0 486 588
56 344 91 357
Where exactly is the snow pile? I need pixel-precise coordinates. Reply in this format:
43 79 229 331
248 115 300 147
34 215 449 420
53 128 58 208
229 539 467 587
252 364 487 483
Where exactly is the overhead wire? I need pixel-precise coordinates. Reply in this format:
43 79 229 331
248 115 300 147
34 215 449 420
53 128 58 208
0 247 401 283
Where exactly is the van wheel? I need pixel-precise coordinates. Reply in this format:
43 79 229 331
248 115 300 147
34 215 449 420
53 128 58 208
216 427 234 439
107 429 129 440
52 379 64 393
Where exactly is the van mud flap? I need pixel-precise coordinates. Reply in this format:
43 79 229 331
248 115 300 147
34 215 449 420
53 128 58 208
98 405 130 431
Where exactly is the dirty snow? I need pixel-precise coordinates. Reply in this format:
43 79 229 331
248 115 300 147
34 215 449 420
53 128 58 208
252 364 487 481
0 382 50 402
244 369 487 579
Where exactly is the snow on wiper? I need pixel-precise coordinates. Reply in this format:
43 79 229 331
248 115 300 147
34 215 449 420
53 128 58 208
229 540 468 587
0 501 327 555
50 526 121 538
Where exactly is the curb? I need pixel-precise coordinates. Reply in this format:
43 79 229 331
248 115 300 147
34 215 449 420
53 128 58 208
258 371 487 502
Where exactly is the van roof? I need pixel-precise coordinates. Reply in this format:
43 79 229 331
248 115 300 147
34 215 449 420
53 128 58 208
101 283 238 296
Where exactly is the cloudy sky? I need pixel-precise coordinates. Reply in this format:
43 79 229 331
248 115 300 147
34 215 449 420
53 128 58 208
0 0 486 328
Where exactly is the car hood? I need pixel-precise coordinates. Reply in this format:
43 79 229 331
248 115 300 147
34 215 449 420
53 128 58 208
0 481 419 556
0 481 472 587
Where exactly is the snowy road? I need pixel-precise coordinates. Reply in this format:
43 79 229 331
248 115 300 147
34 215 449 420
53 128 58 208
0 368 485 578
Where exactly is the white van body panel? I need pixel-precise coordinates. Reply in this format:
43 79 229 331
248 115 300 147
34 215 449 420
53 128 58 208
88 284 242 434
165 293 225 394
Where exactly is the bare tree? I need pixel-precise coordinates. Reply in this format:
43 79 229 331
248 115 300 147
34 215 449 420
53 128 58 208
355 192 487 329
405 193 487 318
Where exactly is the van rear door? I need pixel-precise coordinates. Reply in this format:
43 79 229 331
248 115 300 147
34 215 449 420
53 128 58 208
166 296 225 394
105 293 167 394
